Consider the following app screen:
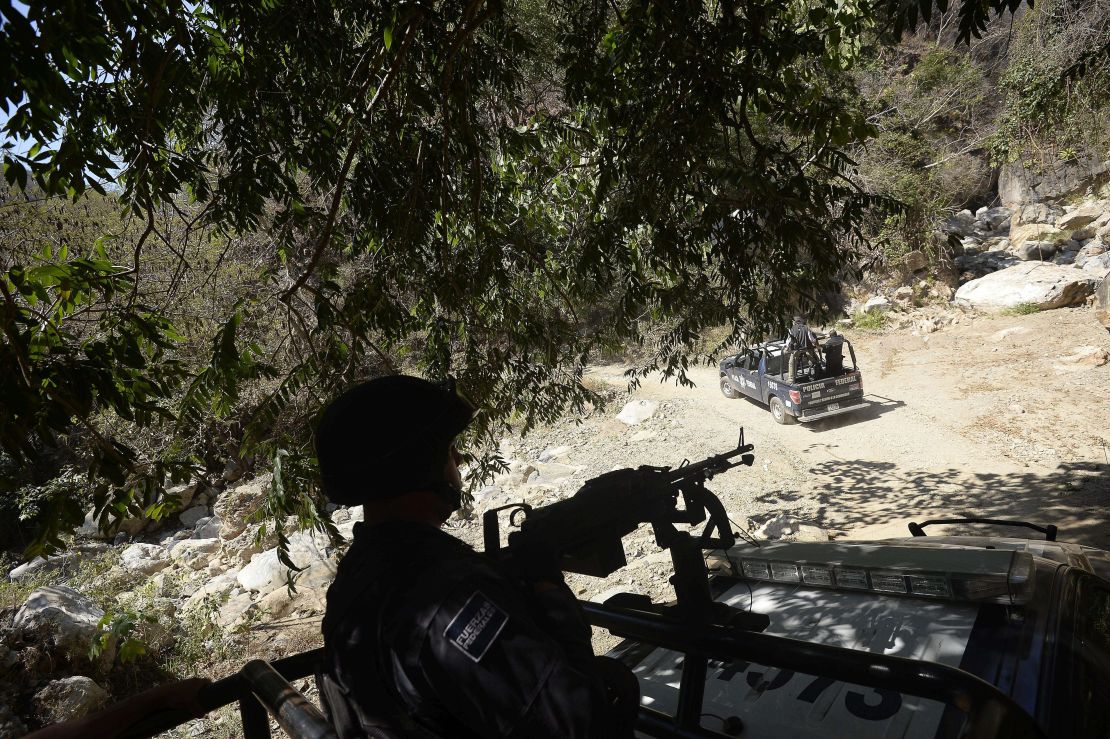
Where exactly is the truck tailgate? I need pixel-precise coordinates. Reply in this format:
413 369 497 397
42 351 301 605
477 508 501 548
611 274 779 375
795 372 864 420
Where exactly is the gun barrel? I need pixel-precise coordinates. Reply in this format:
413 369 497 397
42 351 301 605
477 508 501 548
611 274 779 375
661 443 755 483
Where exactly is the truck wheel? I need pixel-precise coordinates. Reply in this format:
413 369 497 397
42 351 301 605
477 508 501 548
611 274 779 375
720 376 740 399
769 396 795 425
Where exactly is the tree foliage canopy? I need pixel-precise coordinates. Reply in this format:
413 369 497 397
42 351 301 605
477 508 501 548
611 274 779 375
1 0 1034 555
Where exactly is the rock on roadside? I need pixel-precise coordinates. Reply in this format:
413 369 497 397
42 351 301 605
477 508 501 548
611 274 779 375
13 587 105 660
1097 276 1110 333
178 505 210 528
954 262 1098 310
119 543 170 576
168 538 221 571
34 676 109 724
236 530 336 597
617 400 659 425
861 295 892 314
749 513 830 542
1053 346 1110 372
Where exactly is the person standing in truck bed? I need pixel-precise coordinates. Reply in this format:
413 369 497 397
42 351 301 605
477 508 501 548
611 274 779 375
822 329 845 377
784 315 822 374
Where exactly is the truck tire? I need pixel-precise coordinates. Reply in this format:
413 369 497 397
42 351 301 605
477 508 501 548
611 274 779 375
720 376 740 399
769 396 795 425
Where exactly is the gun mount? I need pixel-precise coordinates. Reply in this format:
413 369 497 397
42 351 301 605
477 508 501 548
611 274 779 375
483 430 766 635
482 430 755 577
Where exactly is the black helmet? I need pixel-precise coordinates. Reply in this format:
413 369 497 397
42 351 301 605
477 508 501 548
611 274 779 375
314 375 476 505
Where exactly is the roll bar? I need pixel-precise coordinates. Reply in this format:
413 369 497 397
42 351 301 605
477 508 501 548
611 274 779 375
909 518 1058 541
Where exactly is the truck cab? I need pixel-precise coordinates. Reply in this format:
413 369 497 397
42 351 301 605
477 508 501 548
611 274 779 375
719 336 866 424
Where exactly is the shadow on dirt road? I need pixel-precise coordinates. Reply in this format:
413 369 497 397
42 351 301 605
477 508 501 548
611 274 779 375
754 458 1110 548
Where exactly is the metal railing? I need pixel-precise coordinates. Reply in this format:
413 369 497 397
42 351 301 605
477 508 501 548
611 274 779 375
120 649 327 739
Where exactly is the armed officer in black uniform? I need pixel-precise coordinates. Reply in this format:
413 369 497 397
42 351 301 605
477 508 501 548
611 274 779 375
314 375 638 738
784 314 823 375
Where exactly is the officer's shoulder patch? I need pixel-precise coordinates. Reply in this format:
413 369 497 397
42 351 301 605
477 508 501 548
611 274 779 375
443 590 509 663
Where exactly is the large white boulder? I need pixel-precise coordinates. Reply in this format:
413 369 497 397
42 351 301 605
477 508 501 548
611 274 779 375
1074 241 1107 267
531 461 579 482
222 523 278 566
617 400 659 425
169 538 220 570
165 482 200 511
216 592 257 628
236 530 335 596
861 295 892 313
256 558 337 618
1057 203 1105 231
1083 252 1110 276
335 517 359 542
954 262 1098 309
14 586 104 655
495 460 538 487
9 544 110 581
34 676 109 724
119 544 170 576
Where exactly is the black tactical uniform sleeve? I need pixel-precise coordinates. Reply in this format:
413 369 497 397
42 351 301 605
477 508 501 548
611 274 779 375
387 560 616 738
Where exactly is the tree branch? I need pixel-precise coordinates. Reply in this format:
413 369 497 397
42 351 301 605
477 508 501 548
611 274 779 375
280 16 427 302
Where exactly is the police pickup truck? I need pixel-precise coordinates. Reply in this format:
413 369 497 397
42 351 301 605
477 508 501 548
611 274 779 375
719 336 865 424
607 520 1110 738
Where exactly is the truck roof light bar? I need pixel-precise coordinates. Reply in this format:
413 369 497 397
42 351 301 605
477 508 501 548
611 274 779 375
728 542 1035 605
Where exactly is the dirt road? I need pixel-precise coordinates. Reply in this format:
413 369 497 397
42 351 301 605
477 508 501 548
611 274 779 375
573 306 1110 550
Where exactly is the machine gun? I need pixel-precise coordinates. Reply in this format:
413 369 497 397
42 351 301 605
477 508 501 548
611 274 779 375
482 430 755 577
